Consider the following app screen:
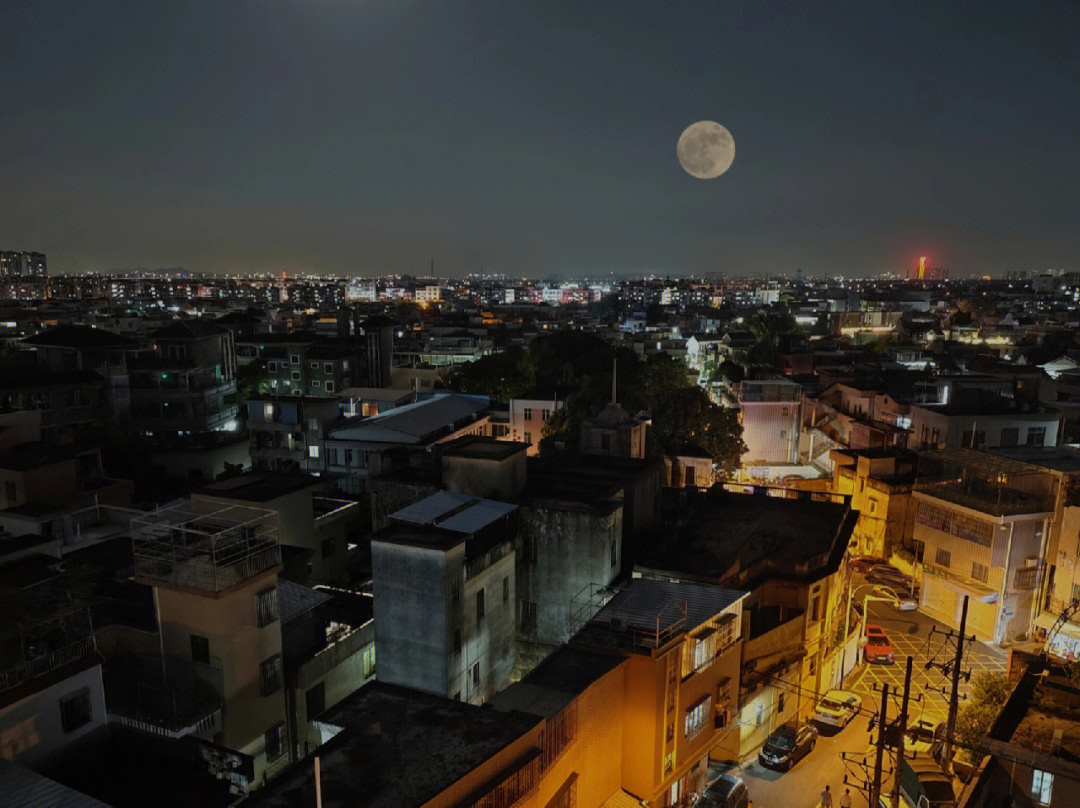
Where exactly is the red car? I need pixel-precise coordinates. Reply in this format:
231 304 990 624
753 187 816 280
864 624 895 664
850 556 879 574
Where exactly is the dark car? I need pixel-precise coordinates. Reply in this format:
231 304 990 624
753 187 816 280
758 723 818 771
698 773 749 808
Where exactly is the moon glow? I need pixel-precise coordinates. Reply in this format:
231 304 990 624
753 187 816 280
677 121 735 179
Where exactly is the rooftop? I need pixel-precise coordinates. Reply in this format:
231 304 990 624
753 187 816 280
330 393 489 445
636 489 856 587
489 645 625 718
23 323 137 350
440 434 529 461
252 682 542 808
196 472 320 503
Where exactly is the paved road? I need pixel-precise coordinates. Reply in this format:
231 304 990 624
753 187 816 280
850 601 1006 727
709 599 1006 808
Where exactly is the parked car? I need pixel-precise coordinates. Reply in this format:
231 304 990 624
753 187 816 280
698 773 749 808
864 624 895 664
906 718 946 755
758 723 818 771
866 565 917 594
850 556 880 574
813 690 862 728
872 585 918 612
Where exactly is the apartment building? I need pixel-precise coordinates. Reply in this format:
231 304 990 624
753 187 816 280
831 448 918 558
906 393 1060 451
130 499 290 787
509 387 570 454
736 379 802 467
912 449 1058 643
246 395 342 474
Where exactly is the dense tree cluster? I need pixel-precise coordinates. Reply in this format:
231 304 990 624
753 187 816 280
451 332 745 473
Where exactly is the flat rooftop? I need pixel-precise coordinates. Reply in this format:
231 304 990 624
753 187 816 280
196 472 319 503
490 645 625 718
253 682 542 808
636 490 855 585
1004 674 1080 765
440 434 528 461
990 446 1080 473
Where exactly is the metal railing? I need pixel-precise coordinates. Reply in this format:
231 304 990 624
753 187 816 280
0 635 97 693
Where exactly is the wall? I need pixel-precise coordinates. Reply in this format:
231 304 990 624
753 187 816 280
154 569 288 784
370 541 453 696
518 502 622 647
442 453 526 500
457 550 516 704
740 401 800 465
0 663 107 767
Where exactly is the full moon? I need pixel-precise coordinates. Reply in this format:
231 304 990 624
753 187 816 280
677 121 735 179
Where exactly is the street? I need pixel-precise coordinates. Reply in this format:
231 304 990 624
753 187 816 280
710 599 1006 808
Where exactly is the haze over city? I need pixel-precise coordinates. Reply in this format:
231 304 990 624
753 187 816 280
3 1 1080 278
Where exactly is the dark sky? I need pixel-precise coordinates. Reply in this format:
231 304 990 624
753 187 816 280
3 1 1079 278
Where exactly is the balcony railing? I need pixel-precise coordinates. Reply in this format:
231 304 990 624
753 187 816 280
104 654 223 738
0 635 97 693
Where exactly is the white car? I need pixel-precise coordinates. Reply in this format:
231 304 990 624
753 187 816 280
873 585 917 612
813 690 862 728
905 718 945 755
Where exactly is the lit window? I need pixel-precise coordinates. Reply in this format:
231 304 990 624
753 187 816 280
1032 769 1053 806
684 695 712 740
308 445 320 458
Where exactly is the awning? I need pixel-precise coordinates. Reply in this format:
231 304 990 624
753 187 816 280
934 575 999 604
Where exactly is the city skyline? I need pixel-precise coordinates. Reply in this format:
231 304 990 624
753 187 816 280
3 1 1079 278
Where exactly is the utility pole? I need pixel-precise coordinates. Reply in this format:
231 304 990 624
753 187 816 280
870 683 889 807
943 595 969 767
891 657 914 808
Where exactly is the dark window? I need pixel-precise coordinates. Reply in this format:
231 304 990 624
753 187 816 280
610 540 617 568
60 688 93 733
305 682 325 719
471 661 480 687
522 601 538 630
1027 427 1047 447
321 538 336 559
451 578 460 605
1000 427 1019 448
502 576 509 602
1015 567 1038 590
935 548 952 568
972 562 989 583
476 588 485 623
454 629 462 655
261 654 283 696
191 634 210 664
255 587 279 628
778 691 786 715
686 465 696 486
265 722 286 761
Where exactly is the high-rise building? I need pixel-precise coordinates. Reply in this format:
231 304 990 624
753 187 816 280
0 251 46 277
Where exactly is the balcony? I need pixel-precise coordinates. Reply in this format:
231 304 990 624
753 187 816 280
105 653 223 739
132 499 280 592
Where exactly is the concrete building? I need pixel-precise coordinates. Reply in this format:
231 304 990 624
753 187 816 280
913 449 1058 643
439 435 528 500
130 499 290 786
736 379 802 468
129 320 238 436
906 393 1061 451
246 395 342 474
635 487 859 760
371 491 518 704
831 448 918 559
509 387 570 454
192 473 362 584
325 393 490 492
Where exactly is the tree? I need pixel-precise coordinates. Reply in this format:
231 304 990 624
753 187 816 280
952 672 1012 764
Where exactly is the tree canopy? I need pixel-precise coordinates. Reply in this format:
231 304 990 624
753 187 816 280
451 332 745 471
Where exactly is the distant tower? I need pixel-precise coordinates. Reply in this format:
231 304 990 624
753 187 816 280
918 256 927 280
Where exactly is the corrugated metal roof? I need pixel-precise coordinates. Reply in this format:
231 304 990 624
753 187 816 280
279 578 332 624
330 394 488 443
0 759 113 808
390 491 516 535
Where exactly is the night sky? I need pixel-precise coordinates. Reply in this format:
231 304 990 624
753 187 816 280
3 1 1079 278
